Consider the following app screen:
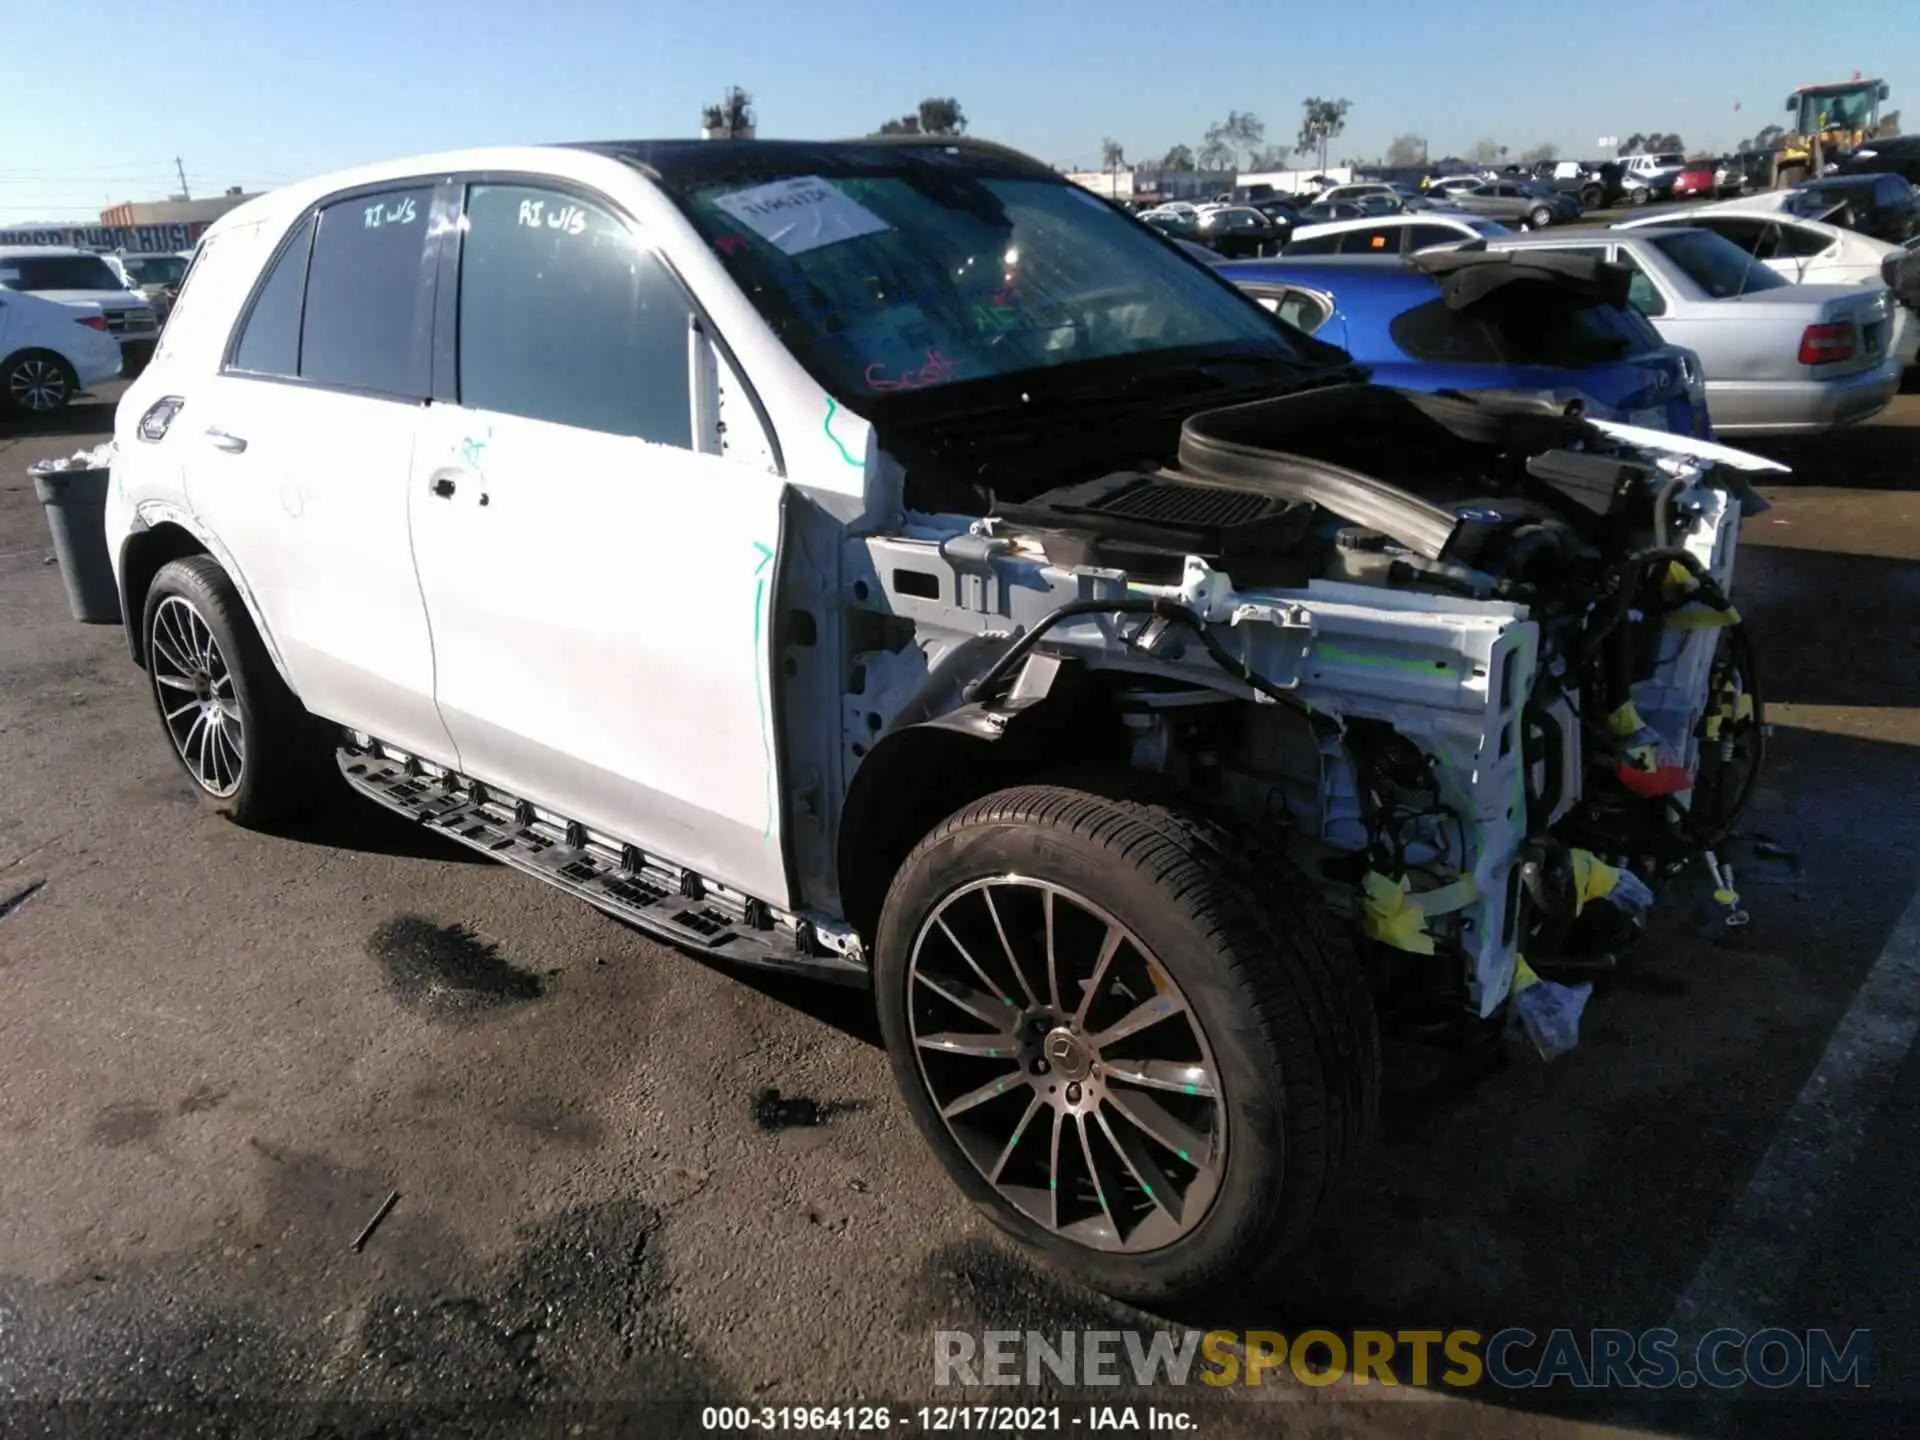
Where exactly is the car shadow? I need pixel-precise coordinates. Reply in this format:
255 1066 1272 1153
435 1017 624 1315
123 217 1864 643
0 396 120 443
251 785 492 865
1742 419 1919 489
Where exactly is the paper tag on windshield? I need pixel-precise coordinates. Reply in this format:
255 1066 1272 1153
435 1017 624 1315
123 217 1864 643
712 176 890 256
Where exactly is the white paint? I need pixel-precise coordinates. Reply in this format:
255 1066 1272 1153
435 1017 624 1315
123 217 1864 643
711 176 889 255
1584 419 1793 473
1667 881 1920 1341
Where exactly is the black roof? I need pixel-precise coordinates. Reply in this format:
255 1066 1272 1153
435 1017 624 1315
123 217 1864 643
565 136 1057 188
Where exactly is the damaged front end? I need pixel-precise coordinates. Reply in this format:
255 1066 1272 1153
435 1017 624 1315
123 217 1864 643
845 382 1775 1033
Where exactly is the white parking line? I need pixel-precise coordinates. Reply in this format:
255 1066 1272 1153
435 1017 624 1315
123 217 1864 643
1667 880 1920 1341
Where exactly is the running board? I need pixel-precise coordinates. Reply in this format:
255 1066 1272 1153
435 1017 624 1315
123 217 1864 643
337 744 867 986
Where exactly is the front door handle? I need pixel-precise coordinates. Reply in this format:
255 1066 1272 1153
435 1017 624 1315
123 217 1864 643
205 427 247 453
430 476 457 499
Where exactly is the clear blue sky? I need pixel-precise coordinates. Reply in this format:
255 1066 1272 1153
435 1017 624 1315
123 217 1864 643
2 0 1912 225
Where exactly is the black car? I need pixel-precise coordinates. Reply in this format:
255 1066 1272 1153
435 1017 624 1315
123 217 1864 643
1830 134 1920 188
1253 196 1306 224
1298 198 1369 225
1786 172 1920 244
1193 204 1290 257
1140 210 1200 240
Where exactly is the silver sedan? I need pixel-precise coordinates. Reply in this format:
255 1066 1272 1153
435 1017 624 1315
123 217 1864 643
1482 227 1901 434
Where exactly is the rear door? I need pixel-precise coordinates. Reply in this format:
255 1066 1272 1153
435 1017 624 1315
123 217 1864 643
183 183 455 766
407 176 793 906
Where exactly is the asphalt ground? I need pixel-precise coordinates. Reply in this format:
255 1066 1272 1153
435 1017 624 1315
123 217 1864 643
0 381 1916 1439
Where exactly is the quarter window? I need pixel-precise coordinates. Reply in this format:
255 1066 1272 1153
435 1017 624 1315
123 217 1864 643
299 186 435 397
456 184 693 447
231 215 314 377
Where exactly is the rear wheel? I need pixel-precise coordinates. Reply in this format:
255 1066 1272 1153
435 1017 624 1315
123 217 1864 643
143 555 330 826
3 350 76 415
874 778 1379 1303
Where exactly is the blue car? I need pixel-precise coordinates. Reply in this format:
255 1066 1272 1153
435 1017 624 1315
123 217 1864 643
1216 252 1711 434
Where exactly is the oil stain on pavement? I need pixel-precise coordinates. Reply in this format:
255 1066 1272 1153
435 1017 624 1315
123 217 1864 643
367 916 548 1020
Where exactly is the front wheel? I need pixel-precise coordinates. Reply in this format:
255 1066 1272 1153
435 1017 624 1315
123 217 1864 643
1529 205 1554 228
874 779 1379 1303
143 555 330 825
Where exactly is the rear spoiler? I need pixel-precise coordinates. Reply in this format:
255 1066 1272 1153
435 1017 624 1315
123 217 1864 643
1409 246 1634 310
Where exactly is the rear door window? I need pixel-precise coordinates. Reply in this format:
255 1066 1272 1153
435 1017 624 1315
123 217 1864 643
1406 225 1465 251
1283 233 1341 255
455 183 693 447
1337 225 1401 254
1619 256 1669 316
298 186 436 397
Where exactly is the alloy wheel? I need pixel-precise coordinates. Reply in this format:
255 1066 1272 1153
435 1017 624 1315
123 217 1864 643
150 595 245 797
906 877 1226 1253
7 358 69 413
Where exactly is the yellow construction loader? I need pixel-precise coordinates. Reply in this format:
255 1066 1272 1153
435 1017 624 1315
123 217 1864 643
1771 76 1896 187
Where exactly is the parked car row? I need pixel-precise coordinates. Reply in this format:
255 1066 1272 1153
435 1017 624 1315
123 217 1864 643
0 244 169 411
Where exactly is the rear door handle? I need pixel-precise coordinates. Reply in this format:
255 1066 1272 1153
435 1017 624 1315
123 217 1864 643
205 427 247 454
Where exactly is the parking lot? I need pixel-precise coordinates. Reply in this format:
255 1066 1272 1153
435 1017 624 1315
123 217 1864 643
1 379 1917 1437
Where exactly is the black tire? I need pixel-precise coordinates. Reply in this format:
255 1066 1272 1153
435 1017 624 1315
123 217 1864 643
1580 185 1604 210
874 776 1379 1303
1528 204 1553 229
2 349 78 416
143 555 330 826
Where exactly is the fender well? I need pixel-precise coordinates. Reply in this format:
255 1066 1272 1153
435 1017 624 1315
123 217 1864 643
834 673 1127 944
118 521 207 666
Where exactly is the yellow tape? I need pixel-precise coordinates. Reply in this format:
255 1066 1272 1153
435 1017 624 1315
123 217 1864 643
1662 561 1696 601
1705 715 1723 740
1608 701 1646 737
1667 604 1740 632
1569 849 1621 913
1713 888 1738 905
1360 871 1436 955
1512 956 1541 993
1735 693 1754 722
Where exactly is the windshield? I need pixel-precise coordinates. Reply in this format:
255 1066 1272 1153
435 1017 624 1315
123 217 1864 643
670 168 1312 399
0 254 127 292
1649 230 1791 297
123 255 189 286
1797 89 1876 133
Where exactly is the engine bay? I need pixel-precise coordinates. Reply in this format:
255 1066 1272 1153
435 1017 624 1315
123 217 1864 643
848 381 1776 1025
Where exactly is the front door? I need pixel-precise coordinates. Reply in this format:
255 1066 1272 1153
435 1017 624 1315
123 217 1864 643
407 180 791 906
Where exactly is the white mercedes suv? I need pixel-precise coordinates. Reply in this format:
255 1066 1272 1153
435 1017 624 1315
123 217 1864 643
108 138 1772 1302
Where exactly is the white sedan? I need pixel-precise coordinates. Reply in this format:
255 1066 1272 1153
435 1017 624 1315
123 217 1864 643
1282 212 1513 257
0 287 122 414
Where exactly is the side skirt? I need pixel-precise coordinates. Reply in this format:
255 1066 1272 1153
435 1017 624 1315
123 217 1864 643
337 740 867 987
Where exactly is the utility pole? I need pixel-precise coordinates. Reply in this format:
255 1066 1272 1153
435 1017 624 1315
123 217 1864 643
174 157 191 200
